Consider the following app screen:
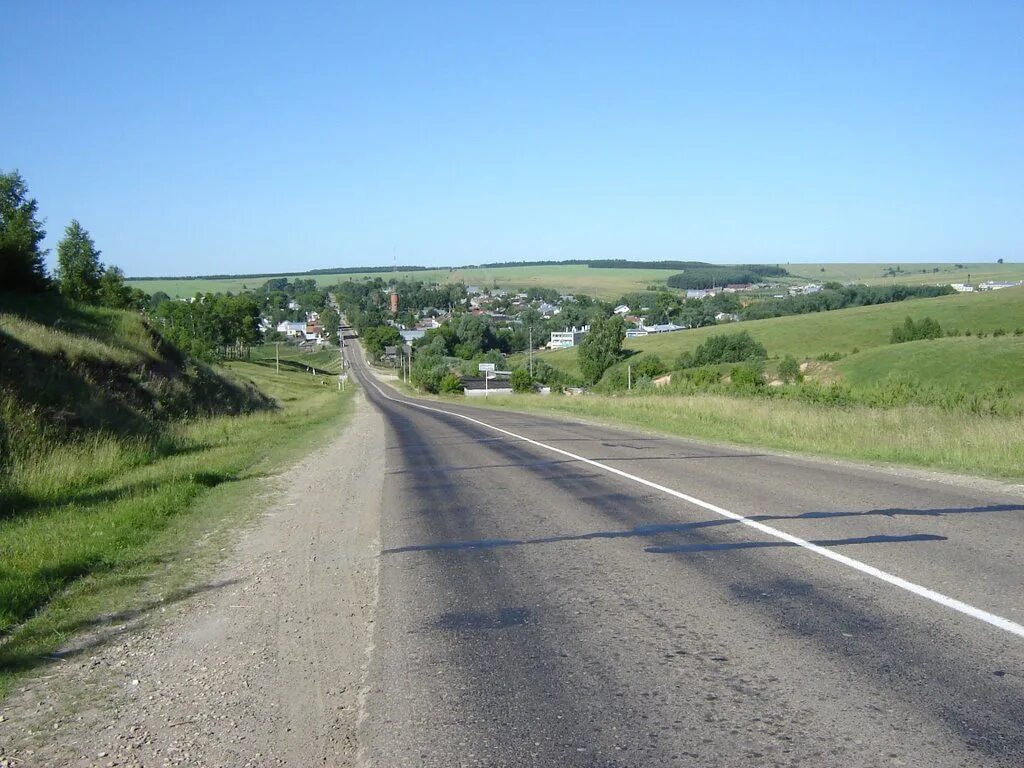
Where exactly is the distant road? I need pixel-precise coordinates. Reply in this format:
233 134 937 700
347 341 1024 767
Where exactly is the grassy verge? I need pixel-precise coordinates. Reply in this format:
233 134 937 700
460 392 1024 480
0 360 354 698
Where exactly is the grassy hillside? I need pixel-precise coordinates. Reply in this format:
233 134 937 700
537 287 1024 377
834 335 1024 394
128 261 1024 300
0 294 353 696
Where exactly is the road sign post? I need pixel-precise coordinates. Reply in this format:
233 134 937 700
479 363 496 397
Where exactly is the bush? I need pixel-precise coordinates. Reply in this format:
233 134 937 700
410 354 448 393
438 372 463 394
778 355 802 383
890 316 943 343
510 368 534 393
630 353 667 378
730 362 765 389
993 328 1006 337
815 351 844 362
683 366 723 388
596 364 629 392
674 350 695 370
692 331 767 366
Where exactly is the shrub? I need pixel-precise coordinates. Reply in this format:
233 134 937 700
778 355 802 383
510 368 534 393
1015 328 1023 336
692 331 767 366
674 350 695 369
993 328 1006 337
683 366 723 388
815 351 844 362
438 372 463 394
596 364 629 392
630 353 667 378
890 316 943 343
730 362 765 388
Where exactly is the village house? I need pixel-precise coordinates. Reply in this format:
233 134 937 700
548 326 589 349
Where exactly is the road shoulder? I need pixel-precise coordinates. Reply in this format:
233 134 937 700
0 393 385 768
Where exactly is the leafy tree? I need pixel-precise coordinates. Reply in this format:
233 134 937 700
97 265 147 310
692 331 767 366
318 306 341 341
778 355 802 383
361 324 403 359
511 368 534 393
577 314 625 384
56 220 103 301
0 170 48 292
150 290 172 309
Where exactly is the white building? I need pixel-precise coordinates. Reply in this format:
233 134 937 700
277 321 306 337
548 325 590 349
613 304 631 315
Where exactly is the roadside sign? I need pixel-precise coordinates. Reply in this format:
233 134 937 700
478 363 496 372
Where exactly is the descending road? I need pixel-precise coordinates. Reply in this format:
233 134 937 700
345 340 1024 767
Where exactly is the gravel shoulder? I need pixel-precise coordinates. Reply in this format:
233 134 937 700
0 393 385 768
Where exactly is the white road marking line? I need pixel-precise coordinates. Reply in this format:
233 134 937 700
361 372 1024 640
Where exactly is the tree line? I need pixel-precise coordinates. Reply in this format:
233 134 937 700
1 170 147 309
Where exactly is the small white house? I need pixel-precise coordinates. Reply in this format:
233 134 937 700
613 304 631 315
277 321 306 337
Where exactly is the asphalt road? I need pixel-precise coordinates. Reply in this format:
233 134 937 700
346 342 1024 767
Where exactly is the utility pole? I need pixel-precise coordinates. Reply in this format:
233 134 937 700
529 326 534 377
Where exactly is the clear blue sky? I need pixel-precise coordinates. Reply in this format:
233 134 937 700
3 2 1022 276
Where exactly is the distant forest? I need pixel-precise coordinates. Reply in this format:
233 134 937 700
666 264 790 289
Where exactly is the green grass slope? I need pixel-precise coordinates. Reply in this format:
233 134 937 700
0 294 270 450
835 335 1024 394
539 287 1024 376
0 294 354 694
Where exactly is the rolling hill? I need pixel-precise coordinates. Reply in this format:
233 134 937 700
538 287 1024 383
127 261 1024 301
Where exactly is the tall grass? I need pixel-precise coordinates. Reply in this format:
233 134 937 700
0 360 353 695
471 392 1024 479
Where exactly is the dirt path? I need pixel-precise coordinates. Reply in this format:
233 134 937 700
0 394 385 768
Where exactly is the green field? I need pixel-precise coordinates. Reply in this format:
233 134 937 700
128 261 1024 301
537 287 1024 377
127 264 678 300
